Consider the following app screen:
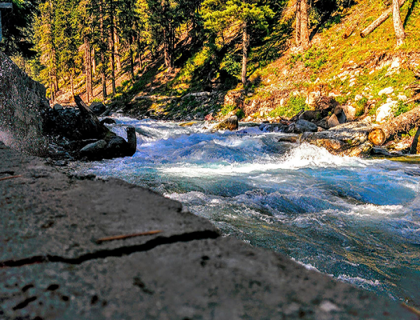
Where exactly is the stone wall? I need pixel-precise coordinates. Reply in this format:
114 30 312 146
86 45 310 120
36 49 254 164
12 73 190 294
0 51 49 153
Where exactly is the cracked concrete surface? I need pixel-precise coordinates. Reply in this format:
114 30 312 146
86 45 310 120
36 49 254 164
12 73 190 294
0 141 417 319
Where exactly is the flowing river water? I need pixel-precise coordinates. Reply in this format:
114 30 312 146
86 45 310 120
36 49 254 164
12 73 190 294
75 117 420 307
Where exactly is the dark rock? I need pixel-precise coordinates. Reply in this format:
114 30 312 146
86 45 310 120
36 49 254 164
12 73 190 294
294 119 318 133
334 106 347 124
278 136 299 143
299 110 322 122
315 96 339 117
90 102 106 116
53 104 64 111
80 127 137 160
212 116 238 131
100 118 117 125
43 107 108 141
259 123 288 132
43 96 110 142
327 114 340 128
79 140 107 159
371 147 403 157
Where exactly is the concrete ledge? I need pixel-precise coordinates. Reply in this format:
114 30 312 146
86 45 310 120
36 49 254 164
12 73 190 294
0 141 416 319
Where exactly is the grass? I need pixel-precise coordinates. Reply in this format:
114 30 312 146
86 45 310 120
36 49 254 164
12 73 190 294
268 95 309 118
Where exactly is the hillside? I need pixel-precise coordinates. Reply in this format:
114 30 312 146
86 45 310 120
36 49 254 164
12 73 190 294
53 0 420 130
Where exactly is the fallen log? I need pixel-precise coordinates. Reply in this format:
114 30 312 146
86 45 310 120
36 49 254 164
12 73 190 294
369 104 420 145
302 122 373 157
360 0 406 38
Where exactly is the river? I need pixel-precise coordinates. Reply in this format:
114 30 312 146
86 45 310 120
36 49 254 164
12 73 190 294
75 117 420 307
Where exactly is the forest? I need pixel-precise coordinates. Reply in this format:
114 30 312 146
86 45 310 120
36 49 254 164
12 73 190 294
1 0 364 102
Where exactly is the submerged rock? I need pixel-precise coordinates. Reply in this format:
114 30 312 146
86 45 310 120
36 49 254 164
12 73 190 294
294 119 318 133
80 126 137 160
212 116 239 131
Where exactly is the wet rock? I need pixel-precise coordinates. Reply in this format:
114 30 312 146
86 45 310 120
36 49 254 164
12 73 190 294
294 119 318 133
299 110 322 122
100 118 117 125
314 96 339 117
259 123 288 132
212 116 238 131
90 102 106 116
80 127 137 160
80 140 107 159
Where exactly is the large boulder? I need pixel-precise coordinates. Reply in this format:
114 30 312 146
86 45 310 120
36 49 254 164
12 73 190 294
90 102 107 116
43 107 109 140
314 96 339 117
0 51 49 153
294 119 318 133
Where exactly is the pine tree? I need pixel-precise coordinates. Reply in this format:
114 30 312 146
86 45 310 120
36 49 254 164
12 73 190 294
202 0 275 85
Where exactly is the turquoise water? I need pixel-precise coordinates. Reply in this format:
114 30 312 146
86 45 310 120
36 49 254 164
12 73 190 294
78 117 420 307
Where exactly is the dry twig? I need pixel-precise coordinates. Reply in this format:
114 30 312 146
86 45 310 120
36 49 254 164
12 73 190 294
0 175 22 182
96 230 162 244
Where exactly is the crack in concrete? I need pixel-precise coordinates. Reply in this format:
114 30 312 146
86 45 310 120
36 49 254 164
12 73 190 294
0 230 220 269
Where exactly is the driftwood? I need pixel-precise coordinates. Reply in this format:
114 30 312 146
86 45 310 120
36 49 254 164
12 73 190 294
369 104 420 145
96 230 162 244
302 122 373 157
360 0 406 38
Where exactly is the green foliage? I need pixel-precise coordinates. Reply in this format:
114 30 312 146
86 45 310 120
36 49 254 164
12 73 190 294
355 97 368 117
268 95 308 118
221 53 241 78
394 100 415 117
236 108 245 119
0 0 39 57
220 104 236 116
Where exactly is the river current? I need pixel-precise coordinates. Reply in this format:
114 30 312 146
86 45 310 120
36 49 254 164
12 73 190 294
76 117 420 307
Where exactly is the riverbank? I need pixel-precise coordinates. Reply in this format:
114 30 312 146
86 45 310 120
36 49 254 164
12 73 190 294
1 138 419 319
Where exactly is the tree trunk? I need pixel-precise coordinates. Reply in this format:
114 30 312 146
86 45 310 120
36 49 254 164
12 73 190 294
99 0 107 100
92 47 96 75
163 28 173 70
368 104 420 145
300 0 310 49
241 21 249 86
137 36 143 69
392 0 406 46
85 36 92 102
296 0 301 47
114 29 121 72
109 0 116 97
360 0 406 38
70 72 74 97
129 37 135 82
